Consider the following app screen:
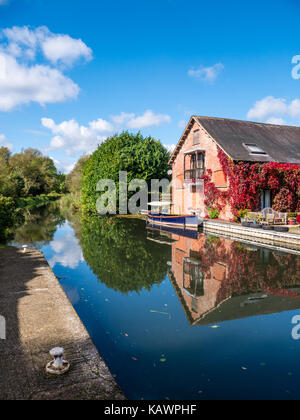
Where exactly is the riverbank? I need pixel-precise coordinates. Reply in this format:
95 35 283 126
17 194 61 210
0 246 125 400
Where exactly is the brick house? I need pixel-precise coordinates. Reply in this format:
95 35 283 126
169 116 300 221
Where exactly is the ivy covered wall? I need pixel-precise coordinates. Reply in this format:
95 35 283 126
202 147 300 219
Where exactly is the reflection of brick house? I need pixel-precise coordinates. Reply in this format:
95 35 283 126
169 116 300 220
169 232 300 326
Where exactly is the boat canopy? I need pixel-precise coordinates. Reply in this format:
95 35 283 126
147 201 172 207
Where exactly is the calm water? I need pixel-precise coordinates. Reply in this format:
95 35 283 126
11 205 300 400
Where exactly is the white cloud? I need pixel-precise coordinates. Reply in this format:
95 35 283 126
0 133 13 150
289 99 300 118
51 157 76 174
42 117 113 155
126 110 171 129
247 96 288 120
0 52 79 111
2 26 92 66
110 112 135 125
265 117 286 125
89 118 114 132
42 110 171 156
111 110 171 129
0 26 92 111
0 0 10 5
42 35 92 67
188 63 224 83
2 26 47 59
247 96 300 124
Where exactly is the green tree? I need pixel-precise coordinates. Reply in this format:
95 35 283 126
9 149 64 197
82 132 170 212
66 155 89 193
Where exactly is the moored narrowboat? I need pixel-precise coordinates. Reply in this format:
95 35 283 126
147 213 199 230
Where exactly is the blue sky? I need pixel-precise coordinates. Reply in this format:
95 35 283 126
0 0 300 172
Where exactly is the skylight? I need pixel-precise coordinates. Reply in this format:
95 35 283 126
244 143 268 155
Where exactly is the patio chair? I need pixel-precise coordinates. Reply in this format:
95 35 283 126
275 212 288 225
266 214 275 225
261 208 287 226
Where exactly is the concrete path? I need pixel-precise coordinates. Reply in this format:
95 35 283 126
0 246 125 400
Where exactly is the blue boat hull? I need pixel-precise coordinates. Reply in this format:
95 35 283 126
147 213 199 230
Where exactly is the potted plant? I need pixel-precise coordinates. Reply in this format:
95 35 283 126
288 213 296 225
238 209 250 223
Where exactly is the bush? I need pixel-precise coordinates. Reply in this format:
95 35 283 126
0 195 16 242
82 132 170 213
208 207 220 219
238 209 250 220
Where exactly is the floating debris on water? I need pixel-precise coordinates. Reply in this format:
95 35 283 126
150 310 169 315
150 310 171 319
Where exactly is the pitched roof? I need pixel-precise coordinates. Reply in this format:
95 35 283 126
169 116 300 164
195 290 300 326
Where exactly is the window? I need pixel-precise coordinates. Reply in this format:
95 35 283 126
183 261 204 298
193 130 200 145
244 143 268 155
191 153 204 169
260 190 272 210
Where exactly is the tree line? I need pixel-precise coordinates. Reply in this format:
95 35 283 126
0 147 66 242
0 147 66 199
0 132 170 241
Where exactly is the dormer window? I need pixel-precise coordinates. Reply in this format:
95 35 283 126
243 143 268 155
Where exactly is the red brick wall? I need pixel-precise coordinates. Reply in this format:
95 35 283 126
172 119 233 220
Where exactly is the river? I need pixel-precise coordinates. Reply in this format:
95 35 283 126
10 203 300 400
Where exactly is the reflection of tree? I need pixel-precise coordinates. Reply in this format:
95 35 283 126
80 215 171 294
13 203 65 248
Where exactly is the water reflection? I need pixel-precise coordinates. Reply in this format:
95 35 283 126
10 205 300 399
49 227 84 269
163 229 300 325
12 203 65 249
80 215 171 294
